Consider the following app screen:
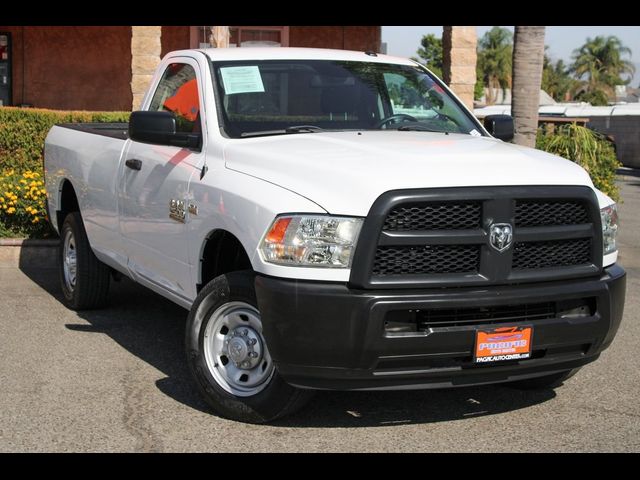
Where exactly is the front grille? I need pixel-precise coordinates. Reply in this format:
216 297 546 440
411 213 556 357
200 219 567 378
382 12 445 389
385 302 557 331
384 297 596 335
513 239 592 269
383 202 481 231
373 245 479 275
350 186 601 289
516 200 589 227
418 302 556 326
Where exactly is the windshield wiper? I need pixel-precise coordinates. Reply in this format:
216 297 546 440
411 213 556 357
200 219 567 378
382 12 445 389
285 125 325 133
240 125 325 138
396 125 444 133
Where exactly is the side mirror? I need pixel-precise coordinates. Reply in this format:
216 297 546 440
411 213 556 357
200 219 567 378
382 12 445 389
483 115 514 142
129 111 201 150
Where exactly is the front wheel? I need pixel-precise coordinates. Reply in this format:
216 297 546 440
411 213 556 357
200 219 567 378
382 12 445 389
185 271 313 423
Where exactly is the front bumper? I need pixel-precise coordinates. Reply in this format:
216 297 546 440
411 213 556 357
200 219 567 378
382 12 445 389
255 264 626 390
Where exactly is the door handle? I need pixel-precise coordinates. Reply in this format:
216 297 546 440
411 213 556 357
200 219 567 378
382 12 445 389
125 158 142 171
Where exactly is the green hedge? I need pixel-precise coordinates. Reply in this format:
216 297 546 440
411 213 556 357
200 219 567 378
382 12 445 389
536 123 621 202
0 107 130 238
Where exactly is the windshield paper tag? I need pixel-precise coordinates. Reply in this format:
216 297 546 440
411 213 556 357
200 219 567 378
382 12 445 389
220 66 265 95
470 129 482 137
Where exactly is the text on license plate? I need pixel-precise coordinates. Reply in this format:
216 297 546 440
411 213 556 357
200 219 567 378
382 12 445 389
474 326 533 363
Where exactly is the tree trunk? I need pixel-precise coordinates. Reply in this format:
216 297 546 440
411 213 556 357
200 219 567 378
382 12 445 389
511 26 546 147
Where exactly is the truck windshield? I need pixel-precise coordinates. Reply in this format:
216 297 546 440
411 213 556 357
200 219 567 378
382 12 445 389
211 60 483 138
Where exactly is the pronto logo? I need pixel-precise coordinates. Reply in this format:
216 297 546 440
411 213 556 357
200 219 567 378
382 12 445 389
475 326 533 363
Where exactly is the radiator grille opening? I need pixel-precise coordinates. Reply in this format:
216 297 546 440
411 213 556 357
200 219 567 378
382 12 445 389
383 202 481 231
515 200 589 227
513 239 592 270
373 245 480 276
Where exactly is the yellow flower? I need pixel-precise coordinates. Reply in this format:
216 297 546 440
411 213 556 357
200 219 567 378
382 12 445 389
6 207 16 214
19 179 27 184
8 201 14 206
32 217 40 223
40 189 46 195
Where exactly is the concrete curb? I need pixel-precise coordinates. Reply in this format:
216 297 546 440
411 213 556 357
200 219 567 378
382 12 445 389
0 239 59 269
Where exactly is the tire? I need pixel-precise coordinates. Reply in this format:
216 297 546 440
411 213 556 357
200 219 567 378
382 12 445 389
185 271 313 423
59 212 110 310
507 368 581 390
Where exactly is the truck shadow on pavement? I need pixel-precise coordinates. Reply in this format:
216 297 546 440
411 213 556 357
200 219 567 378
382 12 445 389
20 266 557 428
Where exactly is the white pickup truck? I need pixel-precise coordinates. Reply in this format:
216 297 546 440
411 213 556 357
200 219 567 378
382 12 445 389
44 47 626 423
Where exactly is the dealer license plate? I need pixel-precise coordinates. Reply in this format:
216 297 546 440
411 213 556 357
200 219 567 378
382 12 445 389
474 326 533 363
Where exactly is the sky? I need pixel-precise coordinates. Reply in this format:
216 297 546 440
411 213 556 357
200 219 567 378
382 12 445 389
382 26 640 87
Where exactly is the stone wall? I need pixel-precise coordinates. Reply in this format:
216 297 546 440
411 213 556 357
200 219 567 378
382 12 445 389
442 26 477 110
131 26 161 111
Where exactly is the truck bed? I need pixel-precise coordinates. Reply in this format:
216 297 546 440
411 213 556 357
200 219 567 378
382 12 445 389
58 122 129 141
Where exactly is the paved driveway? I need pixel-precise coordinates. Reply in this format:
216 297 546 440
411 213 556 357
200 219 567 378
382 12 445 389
1 176 639 452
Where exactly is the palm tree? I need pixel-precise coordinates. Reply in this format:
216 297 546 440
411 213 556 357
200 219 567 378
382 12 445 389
571 35 635 102
541 46 579 102
477 27 513 105
511 26 546 148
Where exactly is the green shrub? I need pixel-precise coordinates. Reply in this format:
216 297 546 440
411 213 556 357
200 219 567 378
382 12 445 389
536 123 621 202
0 107 130 238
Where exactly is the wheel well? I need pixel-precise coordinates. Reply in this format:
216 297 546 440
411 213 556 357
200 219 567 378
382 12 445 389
57 180 80 232
199 231 253 292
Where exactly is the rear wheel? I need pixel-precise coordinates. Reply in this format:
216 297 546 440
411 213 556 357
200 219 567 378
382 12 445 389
507 368 581 390
59 212 110 310
185 271 313 423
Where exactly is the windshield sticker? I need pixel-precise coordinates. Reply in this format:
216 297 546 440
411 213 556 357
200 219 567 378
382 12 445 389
220 66 265 95
470 129 482 137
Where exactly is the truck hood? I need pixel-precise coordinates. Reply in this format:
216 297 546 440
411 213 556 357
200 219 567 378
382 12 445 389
223 131 595 216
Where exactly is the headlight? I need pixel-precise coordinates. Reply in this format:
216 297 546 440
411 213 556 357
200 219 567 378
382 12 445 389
601 204 618 255
259 215 363 268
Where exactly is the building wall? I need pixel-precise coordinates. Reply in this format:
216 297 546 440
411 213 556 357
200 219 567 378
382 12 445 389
0 26 382 112
161 26 191 58
158 26 382 55
0 26 132 111
588 116 640 168
289 26 381 52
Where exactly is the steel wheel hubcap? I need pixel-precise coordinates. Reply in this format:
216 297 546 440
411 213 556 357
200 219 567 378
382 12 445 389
203 301 274 397
62 229 77 291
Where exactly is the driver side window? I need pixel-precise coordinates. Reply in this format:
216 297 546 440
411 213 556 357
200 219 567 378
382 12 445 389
149 63 202 133
383 72 439 121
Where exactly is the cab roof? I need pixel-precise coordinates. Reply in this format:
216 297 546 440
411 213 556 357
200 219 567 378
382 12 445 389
172 47 417 66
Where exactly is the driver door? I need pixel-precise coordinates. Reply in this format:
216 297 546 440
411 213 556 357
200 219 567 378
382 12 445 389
118 59 205 303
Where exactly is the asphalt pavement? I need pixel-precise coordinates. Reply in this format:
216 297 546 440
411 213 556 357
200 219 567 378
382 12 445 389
1 176 639 452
